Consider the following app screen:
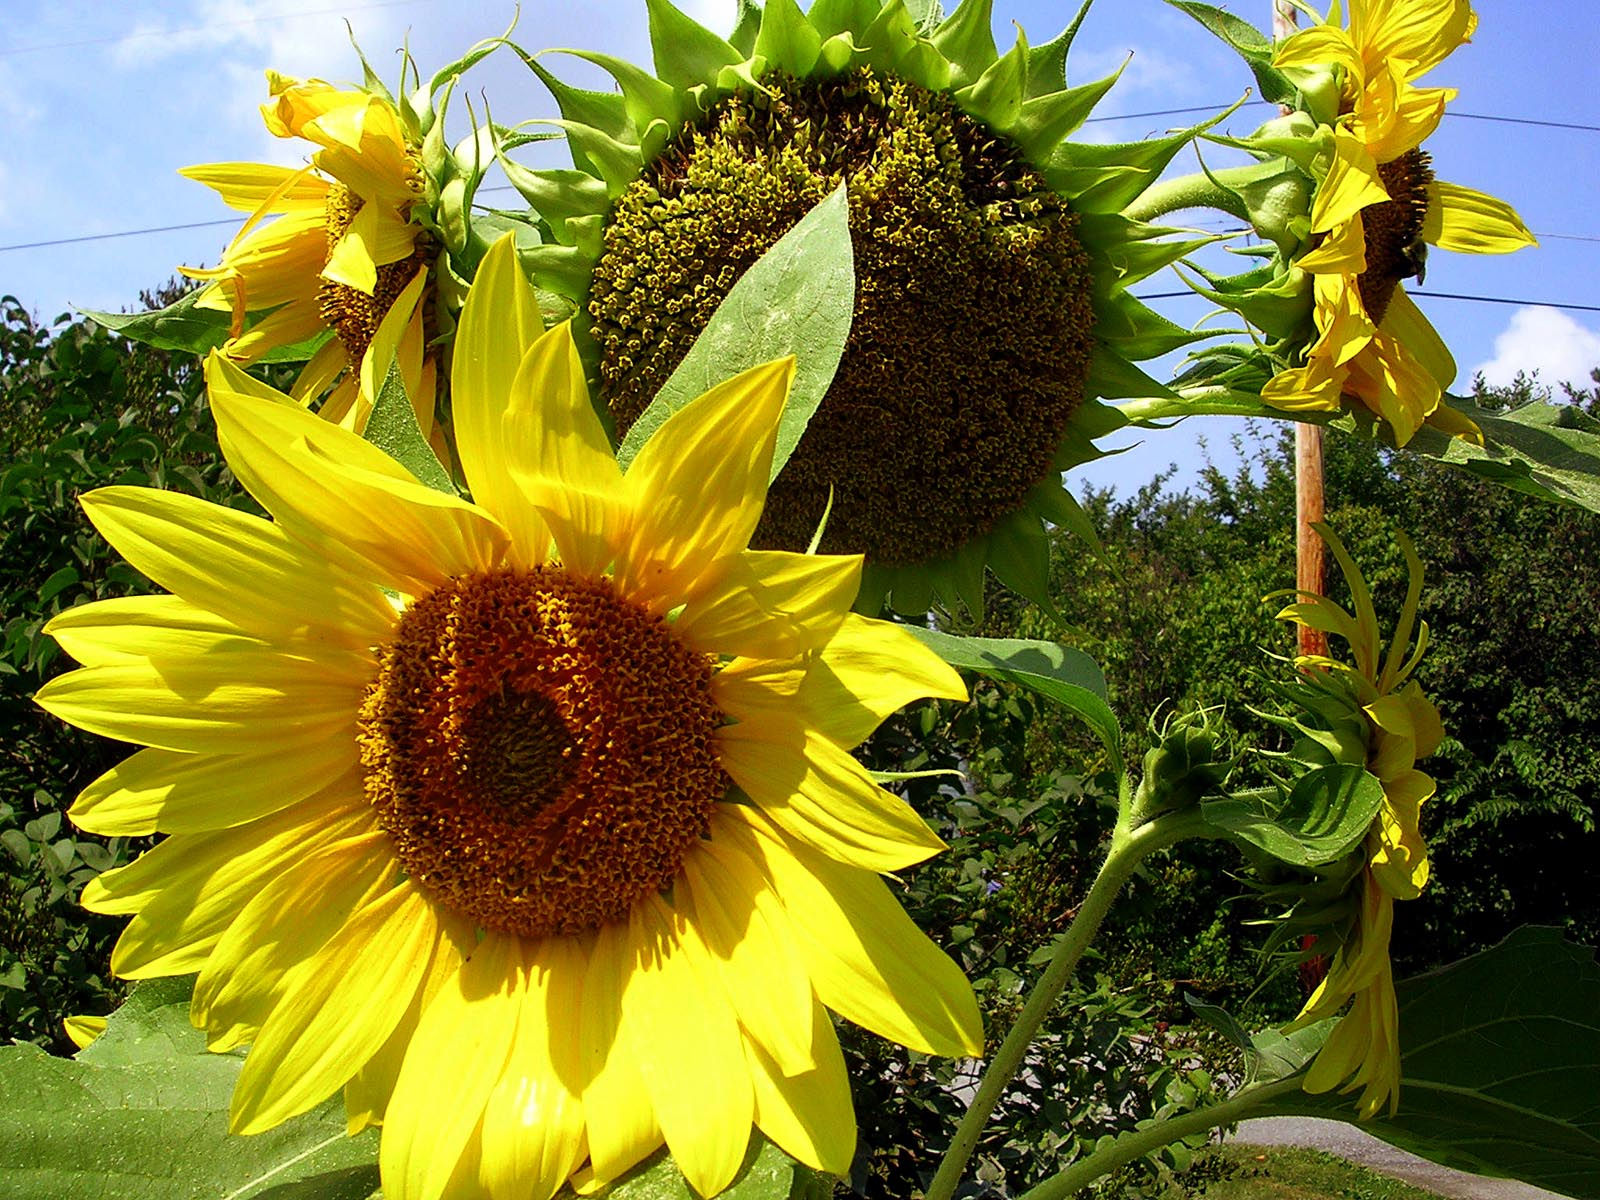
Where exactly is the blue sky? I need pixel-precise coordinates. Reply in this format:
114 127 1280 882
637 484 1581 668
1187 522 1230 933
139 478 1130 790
2 0 1596 495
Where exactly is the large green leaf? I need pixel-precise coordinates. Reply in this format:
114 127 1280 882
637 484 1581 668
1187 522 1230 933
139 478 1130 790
616 185 855 480
905 627 1123 779
81 292 330 364
1199 765 1384 868
0 976 381 1199
572 1135 830 1198
1400 399 1600 516
1257 926 1600 1198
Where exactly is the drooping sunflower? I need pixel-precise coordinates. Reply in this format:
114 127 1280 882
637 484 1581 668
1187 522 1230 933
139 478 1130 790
1257 0 1536 445
1274 524 1443 1117
37 235 982 1198
511 0 1221 615
181 70 445 434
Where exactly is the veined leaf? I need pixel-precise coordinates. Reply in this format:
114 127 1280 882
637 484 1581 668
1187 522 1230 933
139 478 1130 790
1200 765 1384 867
905 627 1122 779
1399 398 1600 516
1164 0 1296 105
1258 926 1600 1198
81 293 330 364
0 976 380 1199
573 1135 830 1198
364 361 457 495
617 184 855 481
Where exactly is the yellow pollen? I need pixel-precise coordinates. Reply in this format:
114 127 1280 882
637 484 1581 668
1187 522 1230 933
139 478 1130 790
357 568 727 938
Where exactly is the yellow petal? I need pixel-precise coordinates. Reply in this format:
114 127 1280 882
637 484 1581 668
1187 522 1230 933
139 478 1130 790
1310 132 1389 235
478 936 589 1200
680 845 816 1075
1274 23 1362 79
1356 0 1474 78
1344 330 1441 447
91 800 375 979
179 161 328 212
208 362 508 593
193 829 393 1052
381 933 522 1200
617 359 795 614
345 914 474 1133
63 1015 107 1051
720 808 983 1057
503 324 626 578
291 335 352 409
746 1000 856 1177
323 200 416 292
450 232 550 567
805 614 967 746
77 485 394 648
355 268 429 429
223 293 329 365
718 720 947 871
579 921 664 1184
621 896 753 1198
70 739 358 837
1424 180 1538 254
232 882 443 1133
675 549 862 660
1261 357 1346 414
1380 286 1455 389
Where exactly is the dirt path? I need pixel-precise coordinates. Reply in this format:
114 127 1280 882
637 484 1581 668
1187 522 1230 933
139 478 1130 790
1233 1118 1570 1200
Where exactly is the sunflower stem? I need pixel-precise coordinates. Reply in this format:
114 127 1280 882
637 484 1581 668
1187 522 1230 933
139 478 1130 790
925 808 1210 1200
1121 170 1254 224
1013 1075 1307 1200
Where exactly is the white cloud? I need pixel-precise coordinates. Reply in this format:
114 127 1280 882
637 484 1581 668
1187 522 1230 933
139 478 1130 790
1473 305 1600 391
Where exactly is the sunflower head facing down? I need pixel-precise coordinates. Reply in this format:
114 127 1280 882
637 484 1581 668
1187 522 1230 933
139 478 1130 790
37 234 982 1199
1273 524 1444 1118
511 0 1224 615
1250 0 1536 445
180 49 503 441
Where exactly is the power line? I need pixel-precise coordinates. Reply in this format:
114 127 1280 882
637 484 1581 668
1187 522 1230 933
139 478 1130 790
0 220 238 253
0 0 430 57
1134 288 1600 315
1084 99 1600 133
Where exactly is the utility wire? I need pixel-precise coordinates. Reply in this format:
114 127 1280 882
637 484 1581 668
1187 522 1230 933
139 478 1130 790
1134 289 1600 314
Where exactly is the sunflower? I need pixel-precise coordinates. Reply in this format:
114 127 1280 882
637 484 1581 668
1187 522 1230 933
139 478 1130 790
1258 0 1535 445
510 0 1220 615
181 71 440 433
37 235 982 1198
1274 524 1444 1117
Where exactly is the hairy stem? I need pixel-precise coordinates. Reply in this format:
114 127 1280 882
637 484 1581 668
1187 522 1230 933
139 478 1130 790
924 811 1209 1200
1122 170 1255 224
1114 388 1337 424
1016 1076 1306 1200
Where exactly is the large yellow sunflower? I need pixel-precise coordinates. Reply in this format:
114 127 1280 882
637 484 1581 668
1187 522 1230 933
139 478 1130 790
510 0 1223 615
1275 525 1444 1117
37 235 982 1198
181 72 438 435
1259 0 1535 445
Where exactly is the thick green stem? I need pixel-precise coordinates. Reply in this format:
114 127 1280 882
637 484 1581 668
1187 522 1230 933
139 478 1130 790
1122 170 1255 224
1016 1076 1306 1200
924 811 1208 1200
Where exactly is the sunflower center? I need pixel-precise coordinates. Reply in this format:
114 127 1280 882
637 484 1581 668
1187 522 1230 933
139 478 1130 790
1357 150 1434 325
588 67 1097 568
318 182 432 364
357 567 727 938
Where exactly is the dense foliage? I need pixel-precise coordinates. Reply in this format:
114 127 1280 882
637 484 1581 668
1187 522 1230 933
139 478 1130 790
0 294 235 1051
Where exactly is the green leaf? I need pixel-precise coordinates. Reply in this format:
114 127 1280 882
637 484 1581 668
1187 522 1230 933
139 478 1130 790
0 976 380 1199
1200 764 1384 867
904 627 1124 779
1396 399 1600 516
1164 0 1296 105
572 1134 830 1198
80 293 329 364
1188 994 1336 1085
363 362 457 495
616 185 855 480
645 0 743 90
1258 927 1600 1198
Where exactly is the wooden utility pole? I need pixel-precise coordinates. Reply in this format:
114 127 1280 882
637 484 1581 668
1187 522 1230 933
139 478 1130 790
1273 0 1329 658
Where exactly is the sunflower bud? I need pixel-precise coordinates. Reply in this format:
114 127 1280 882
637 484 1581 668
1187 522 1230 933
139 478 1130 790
1132 706 1233 819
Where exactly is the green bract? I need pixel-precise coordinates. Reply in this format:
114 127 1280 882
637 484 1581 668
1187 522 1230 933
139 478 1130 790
506 0 1224 616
